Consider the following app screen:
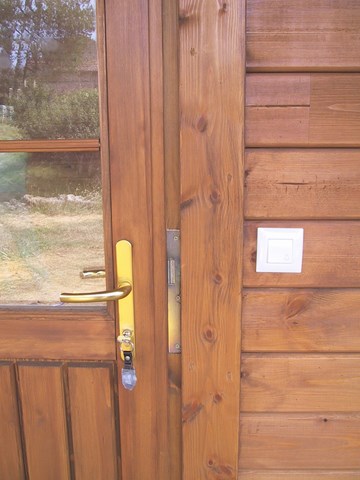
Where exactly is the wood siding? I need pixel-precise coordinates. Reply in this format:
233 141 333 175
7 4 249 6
240 1 360 478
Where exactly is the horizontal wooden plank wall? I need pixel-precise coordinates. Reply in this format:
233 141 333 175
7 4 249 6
0 362 120 480
246 0 360 71
240 414 360 469
242 289 360 352
245 149 360 220
243 221 360 288
239 472 360 480
241 355 360 412
246 74 360 147
240 1 360 478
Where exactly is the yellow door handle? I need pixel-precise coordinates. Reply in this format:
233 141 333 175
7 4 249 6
59 240 136 368
60 281 132 303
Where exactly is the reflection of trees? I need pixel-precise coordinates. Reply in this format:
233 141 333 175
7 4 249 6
0 0 95 99
0 0 99 139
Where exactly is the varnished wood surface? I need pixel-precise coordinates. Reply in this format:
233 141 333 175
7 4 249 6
168 355 182 480
241 354 360 412
239 471 360 479
239 413 360 469
0 364 24 480
242 289 360 352
244 221 360 288
180 0 244 477
0 316 115 360
246 0 360 71
18 364 70 479
67 364 119 479
96 0 115 306
106 0 169 478
0 361 122 479
245 149 360 220
0 139 99 152
163 0 182 477
246 74 360 147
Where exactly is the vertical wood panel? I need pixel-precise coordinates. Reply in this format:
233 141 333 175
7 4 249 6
67 364 119 480
163 0 182 478
105 0 168 478
18 364 70 480
180 0 245 477
0 363 24 480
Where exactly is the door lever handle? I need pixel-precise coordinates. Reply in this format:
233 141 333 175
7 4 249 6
59 240 136 385
60 281 132 303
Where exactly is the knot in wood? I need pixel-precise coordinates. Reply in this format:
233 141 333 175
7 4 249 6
179 11 190 26
251 250 257 263
210 189 221 204
213 392 223 404
182 400 204 423
197 115 208 132
213 273 223 285
219 2 228 14
202 325 217 344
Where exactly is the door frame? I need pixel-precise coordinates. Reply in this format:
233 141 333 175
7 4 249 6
104 0 170 478
179 0 245 477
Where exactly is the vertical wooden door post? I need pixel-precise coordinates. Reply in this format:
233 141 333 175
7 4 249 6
180 1 245 477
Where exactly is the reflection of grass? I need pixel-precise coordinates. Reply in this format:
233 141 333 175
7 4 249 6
0 200 105 304
0 193 103 261
0 152 28 199
0 123 23 140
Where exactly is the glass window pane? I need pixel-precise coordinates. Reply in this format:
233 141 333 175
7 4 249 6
0 0 99 140
0 151 105 305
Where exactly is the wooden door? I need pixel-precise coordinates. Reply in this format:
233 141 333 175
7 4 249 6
0 1 169 479
178 0 360 479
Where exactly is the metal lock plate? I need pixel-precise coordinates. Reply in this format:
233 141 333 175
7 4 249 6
167 230 181 353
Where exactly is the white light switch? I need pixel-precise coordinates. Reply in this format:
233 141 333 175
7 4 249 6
256 228 304 273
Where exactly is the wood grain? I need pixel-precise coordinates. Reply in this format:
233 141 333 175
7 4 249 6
67 364 119 480
0 314 115 360
239 413 360 469
241 354 360 412
163 0 182 477
246 0 360 71
246 74 360 147
18 364 70 480
246 74 310 106
239 471 360 479
96 0 115 308
242 289 360 352
164 0 180 229
244 221 360 288
0 363 24 480
0 139 99 153
245 149 360 220
106 0 169 478
180 0 244 477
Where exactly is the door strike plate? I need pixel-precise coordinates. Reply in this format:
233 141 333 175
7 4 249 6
167 229 181 353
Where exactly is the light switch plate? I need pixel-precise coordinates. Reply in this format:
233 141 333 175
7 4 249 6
256 228 304 273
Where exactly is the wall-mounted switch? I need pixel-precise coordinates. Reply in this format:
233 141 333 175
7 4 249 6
256 228 304 273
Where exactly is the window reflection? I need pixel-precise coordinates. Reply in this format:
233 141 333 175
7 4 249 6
0 151 105 305
0 0 99 140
